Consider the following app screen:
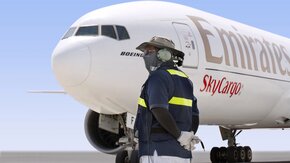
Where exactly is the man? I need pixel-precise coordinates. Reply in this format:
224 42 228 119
134 36 200 163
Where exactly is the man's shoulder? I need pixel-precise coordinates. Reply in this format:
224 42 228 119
149 68 172 80
147 68 175 89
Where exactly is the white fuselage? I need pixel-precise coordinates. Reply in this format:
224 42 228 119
51 1 290 130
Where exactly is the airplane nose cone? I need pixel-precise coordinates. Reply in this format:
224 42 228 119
51 39 91 87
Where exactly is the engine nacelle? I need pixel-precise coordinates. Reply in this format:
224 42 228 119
84 110 125 154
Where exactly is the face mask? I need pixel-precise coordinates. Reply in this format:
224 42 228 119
143 52 162 73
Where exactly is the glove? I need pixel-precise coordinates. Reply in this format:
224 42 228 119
177 131 194 149
184 135 201 151
190 140 197 151
192 135 200 147
184 137 200 150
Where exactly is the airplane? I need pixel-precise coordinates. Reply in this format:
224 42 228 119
51 1 290 163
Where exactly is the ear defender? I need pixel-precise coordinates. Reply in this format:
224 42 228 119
157 48 172 62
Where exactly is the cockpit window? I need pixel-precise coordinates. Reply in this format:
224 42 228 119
62 27 76 39
116 25 130 40
101 25 117 39
75 26 98 36
63 25 130 40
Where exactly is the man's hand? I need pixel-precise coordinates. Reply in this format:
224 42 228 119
177 131 194 148
178 133 201 151
192 135 200 146
191 135 201 150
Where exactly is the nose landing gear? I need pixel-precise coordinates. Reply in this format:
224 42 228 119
210 127 253 163
115 114 139 163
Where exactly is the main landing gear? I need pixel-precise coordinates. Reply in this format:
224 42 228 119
210 127 252 163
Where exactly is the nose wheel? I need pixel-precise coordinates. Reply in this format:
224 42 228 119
210 127 253 163
115 150 139 163
116 150 129 163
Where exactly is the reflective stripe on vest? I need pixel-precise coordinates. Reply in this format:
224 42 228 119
166 69 188 78
138 97 192 108
138 97 147 108
169 97 192 107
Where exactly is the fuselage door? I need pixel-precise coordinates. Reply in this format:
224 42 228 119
173 22 198 68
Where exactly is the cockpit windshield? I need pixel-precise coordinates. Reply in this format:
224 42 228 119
116 25 130 40
75 26 98 36
101 25 117 39
62 25 130 41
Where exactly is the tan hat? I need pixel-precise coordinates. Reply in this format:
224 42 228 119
136 36 184 58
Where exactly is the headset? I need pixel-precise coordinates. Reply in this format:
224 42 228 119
157 48 184 67
157 48 172 62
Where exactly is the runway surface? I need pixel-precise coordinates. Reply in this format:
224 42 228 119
0 151 289 163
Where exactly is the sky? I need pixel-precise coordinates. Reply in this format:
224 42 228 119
1 0 290 152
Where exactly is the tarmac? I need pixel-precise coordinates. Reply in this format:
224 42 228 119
0 151 290 163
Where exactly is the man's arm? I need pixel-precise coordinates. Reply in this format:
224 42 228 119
191 96 199 134
191 115 199 134
151 107 181 138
